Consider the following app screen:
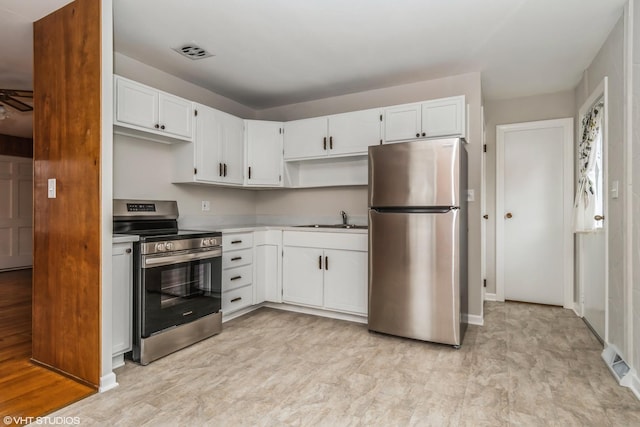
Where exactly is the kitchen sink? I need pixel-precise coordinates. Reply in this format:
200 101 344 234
294 224 368 230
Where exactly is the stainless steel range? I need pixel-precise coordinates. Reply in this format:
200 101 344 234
113 199 222 365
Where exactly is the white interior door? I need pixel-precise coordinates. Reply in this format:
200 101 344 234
0 155 33 270
577 80 608 342
496 119 573 307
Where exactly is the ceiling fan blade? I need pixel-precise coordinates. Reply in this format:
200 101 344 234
2 96 33 112
9 90 33 98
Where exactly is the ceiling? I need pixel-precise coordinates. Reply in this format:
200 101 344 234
0 0 629 137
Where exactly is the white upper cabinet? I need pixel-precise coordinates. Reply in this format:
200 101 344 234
284 109 381 160
283 117 328 160
114 76 193 142
384 95 465 143
173 103 244 185
245 120 283 186
328 109 382 156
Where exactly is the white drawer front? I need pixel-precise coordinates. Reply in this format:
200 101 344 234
222 233 253 251
223 265 253 291
222 285 253 314
222 248 253 269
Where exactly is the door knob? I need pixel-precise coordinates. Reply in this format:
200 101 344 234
505 212 513 219
594 215 605 221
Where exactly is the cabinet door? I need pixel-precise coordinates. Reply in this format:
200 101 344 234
383 103 422 143
421 96 465 138
115 77 158 130
194 104 224 182
159 93 193 139
323 249 368 315
328 109 381 156
282 246 324 307
255 244 280 303
246 120 283 186
112 243 133 355
219 111 245 184
283 117 328 160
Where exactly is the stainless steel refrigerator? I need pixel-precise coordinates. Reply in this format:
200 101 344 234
368 138 468 346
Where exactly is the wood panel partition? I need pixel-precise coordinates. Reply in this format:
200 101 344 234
32 0 102 387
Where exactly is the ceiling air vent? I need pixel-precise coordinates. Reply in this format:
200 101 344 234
172 44 214 60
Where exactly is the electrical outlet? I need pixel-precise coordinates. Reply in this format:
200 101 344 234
201 201 210 211
466 189 475 202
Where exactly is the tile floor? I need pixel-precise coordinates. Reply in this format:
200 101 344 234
51 302 639 426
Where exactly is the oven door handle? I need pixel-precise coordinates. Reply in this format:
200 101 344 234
142 248 222 268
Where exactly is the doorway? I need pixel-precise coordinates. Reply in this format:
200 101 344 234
576 78 608 342
496 118 574 307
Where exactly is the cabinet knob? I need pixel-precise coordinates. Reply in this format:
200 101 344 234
416 133 420 138
125 248 132 254
154 124 160 129
160 125 165 130
422 132 426 137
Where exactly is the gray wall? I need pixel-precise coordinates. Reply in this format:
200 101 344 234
483 91 576 296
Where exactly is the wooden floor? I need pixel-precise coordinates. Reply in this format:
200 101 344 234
0 269 94 425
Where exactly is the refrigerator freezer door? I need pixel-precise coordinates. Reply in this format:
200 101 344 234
368 209 461 345
368 138 461 208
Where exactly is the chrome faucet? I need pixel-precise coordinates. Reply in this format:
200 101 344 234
340 210 348 225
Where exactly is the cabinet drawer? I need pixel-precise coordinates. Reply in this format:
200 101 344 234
222 233 253 251
222 284 253 314
223 265 253 291
222 248 253 269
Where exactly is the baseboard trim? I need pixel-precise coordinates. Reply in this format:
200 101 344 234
484 292 497 302
463 313 484 326
222 305 262 323
263 302 367 324
99 372 118 393
630 371 640 400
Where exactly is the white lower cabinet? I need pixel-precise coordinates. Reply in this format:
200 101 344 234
222 232 254 315
323 249 368 314
283 246 324 307
282 231 368 316
112 241 133 368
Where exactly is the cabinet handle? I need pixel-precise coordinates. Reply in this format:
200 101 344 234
230 276 242 281
248 166 252 179
231 256 242 261
325 256 328 270
329 136 333 149
161 125 165 130
318 255 322 270
219 163 223 177
125 248 132 254
323 137 327 150
154 124 160 129
416 133 420 138
224 163 227 177
231 240 242 244
231 297 242 303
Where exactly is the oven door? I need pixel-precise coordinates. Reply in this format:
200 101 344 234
140 248 222 337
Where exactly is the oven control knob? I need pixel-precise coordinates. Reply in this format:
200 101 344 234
166 242 174 250
202 238 210 246
155 243 166 252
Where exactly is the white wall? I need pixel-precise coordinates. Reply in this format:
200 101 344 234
257 72 485 318
483 91 576 296
576 15 628 357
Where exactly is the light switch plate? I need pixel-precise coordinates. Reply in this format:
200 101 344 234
611 180 619 199
47 178 56 199
201 200 210 211
466 189 475 202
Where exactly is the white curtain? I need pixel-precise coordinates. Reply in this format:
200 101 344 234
574 100 604 232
